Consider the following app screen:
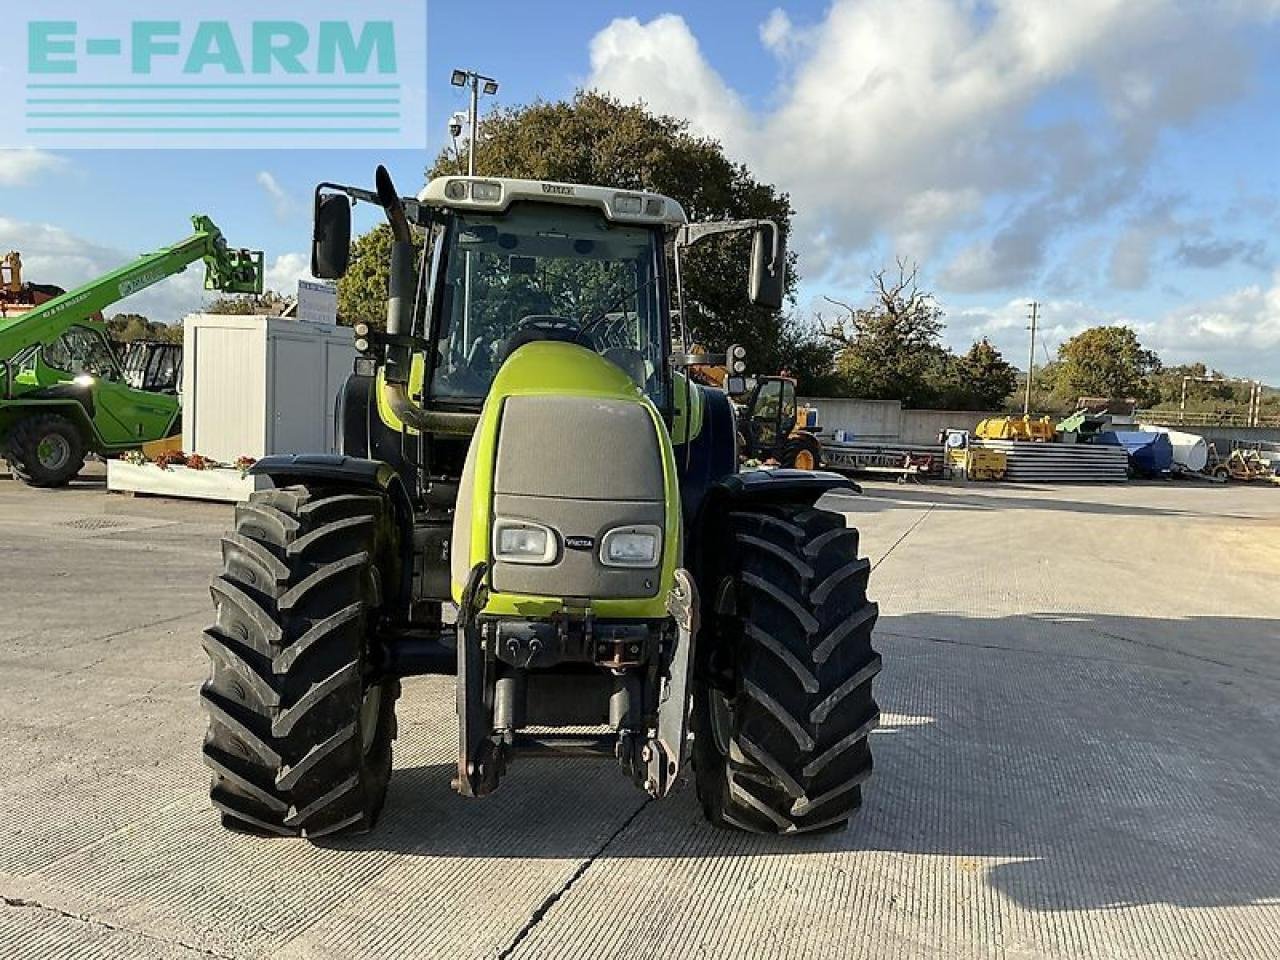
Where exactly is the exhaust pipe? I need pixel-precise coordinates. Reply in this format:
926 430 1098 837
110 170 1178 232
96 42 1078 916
371 166 476 435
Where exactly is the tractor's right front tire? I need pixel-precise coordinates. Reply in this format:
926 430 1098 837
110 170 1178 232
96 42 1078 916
694 503 880 834
6 413 86 487
201 484 400 838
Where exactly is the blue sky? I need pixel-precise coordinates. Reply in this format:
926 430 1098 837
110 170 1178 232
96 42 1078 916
3 0 1279 382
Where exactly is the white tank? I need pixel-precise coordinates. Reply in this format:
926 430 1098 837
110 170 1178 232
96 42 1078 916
1139 425 1209 472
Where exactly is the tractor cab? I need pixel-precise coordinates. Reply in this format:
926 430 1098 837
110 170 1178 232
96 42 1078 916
415 179 682 413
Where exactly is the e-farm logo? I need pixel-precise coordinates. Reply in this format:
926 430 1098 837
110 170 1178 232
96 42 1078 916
2 1 426 150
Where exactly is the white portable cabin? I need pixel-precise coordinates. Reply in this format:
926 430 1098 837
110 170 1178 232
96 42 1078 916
182 314 354 463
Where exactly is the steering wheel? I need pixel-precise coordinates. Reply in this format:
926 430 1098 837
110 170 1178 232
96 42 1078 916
498 314 595 362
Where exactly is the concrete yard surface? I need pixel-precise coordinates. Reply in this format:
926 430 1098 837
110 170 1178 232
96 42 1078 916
2 471 1279 959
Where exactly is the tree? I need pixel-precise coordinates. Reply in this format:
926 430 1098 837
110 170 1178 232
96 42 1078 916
105 313 183 343
1056 326 1161 403
421 91 803 378
336 224 425 330
955 338 1018 409
205 290 291 317
820 261 949 407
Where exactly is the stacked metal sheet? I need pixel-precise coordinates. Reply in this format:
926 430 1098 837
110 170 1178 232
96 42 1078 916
971 439 1129 482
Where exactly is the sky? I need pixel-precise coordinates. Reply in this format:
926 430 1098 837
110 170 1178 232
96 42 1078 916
2 0 1279 383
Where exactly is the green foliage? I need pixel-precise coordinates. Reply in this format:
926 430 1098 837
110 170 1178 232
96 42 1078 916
1055 326 1161 404
337 224 424 330
821 263 946 407
204 290 291 317
426 91 802 374
819 264 1020 409
954 338 1019 409
104 313 183 343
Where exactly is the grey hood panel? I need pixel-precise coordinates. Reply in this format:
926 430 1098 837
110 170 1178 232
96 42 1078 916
494 395 664 501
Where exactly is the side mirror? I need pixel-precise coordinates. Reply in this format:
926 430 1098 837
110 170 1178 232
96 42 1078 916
749 223 787 310
312 193 352 280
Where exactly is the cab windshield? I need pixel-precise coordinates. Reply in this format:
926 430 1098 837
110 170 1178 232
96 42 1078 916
428 202 667 405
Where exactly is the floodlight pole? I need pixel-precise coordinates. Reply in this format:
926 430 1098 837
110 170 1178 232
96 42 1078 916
450 68 498 352
467 78 479 176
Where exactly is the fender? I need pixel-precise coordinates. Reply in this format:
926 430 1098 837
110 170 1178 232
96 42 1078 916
250 453 416 610
0 397 101 448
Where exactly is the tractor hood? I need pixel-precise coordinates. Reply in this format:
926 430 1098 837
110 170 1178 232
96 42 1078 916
450 340 680 619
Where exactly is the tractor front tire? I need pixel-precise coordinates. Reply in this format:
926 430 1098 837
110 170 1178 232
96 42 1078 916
694 503 880 834
6 413 86 487
201 484 400 838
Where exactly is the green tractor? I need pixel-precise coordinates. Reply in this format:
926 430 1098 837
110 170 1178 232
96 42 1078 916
201 167 880 838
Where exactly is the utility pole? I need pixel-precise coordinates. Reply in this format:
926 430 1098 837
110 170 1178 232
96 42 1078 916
1023 301 1039 415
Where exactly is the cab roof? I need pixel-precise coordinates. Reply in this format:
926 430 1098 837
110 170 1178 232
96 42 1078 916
418 176 688 228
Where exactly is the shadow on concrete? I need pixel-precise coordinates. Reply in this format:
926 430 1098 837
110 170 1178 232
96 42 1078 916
822 483 1264 520
325 610 1280 914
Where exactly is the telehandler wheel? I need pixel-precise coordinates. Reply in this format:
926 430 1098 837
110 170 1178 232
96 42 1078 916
782 433 823 471
6 413 86 487
201 484 400 838
694 503 880 834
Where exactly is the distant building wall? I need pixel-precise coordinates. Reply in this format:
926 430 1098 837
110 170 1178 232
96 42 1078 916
898 409 996 445
802 396 999 444
800 398 902 440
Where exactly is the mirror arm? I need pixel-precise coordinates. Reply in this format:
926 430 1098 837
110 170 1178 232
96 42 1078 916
313 181 429 229
677 219 780 264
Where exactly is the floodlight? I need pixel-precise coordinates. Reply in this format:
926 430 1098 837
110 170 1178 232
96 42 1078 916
450 69 467 87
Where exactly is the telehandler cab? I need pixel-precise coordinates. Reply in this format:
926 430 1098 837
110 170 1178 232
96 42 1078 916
201 167 881 838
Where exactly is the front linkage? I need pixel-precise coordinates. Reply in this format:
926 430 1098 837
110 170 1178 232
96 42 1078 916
454 563 699 799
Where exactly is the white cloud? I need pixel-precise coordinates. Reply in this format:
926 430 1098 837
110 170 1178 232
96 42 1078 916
256 171 295 221
0 149 67 187
948 276 1280 383
1140 271 1280 379
265 252 312 295
588 15 752 156
759 9 799 58
586 2 1276 291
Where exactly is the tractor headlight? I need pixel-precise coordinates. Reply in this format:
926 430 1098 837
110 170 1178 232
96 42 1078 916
600 525 661 568
493 519 557 565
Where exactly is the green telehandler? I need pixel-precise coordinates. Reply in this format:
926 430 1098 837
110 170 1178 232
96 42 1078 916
0 217 263 487
201 167 880 838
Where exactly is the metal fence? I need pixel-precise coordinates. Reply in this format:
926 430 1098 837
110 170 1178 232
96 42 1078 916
1136 409 1280 428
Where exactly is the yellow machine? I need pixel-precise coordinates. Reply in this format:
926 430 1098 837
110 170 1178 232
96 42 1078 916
943 429 1007 481
975 415 1055 442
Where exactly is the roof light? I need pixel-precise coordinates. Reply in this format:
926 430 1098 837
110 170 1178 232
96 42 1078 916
444 180 469 201
614 193 643 215
471 181 503 203
644 198 665 217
